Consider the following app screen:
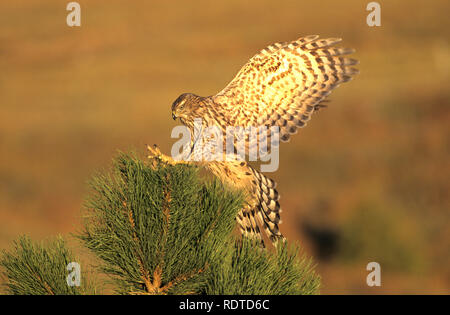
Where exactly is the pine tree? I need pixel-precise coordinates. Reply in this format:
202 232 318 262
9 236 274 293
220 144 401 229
0 236 94 295
0 152 320 295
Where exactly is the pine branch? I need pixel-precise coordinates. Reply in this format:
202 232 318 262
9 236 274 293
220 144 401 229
0 236 94 295
78 152 320 295
78 153 245 294
203 239 320 295
1 152 321 295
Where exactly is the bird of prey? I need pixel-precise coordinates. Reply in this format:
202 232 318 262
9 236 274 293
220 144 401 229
150 35 358 246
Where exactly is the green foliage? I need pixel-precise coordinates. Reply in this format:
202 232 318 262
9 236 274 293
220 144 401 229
1 152 320 295
204 239 320 295
79 153 245 294
0 236 93 295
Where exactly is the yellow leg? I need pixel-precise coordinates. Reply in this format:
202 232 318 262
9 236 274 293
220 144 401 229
147 144 187 166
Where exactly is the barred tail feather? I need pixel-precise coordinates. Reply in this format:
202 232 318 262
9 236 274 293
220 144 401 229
250 167 285 245
236 206 264 247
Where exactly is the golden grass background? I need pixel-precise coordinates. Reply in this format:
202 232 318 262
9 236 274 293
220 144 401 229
0 0 449 293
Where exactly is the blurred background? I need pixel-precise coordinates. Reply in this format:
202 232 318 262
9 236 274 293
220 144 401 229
0 0 448 294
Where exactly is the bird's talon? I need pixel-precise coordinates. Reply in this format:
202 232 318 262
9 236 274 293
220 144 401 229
147 144 179 166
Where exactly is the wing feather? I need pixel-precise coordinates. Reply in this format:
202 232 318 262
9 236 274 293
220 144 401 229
211 35 359 147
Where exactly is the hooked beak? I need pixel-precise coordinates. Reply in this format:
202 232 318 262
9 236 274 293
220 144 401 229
172 112 177 120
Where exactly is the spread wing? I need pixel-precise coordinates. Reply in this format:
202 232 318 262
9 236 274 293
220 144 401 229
211 35 359 148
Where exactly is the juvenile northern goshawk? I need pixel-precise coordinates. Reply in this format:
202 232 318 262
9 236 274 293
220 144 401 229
158 35 358 246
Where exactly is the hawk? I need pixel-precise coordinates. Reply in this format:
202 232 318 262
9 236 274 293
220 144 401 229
151 35 358 246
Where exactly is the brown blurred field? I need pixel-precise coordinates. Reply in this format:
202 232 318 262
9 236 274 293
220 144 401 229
0 0 449 294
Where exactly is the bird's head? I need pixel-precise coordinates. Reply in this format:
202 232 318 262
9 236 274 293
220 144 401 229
171 93 202 123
